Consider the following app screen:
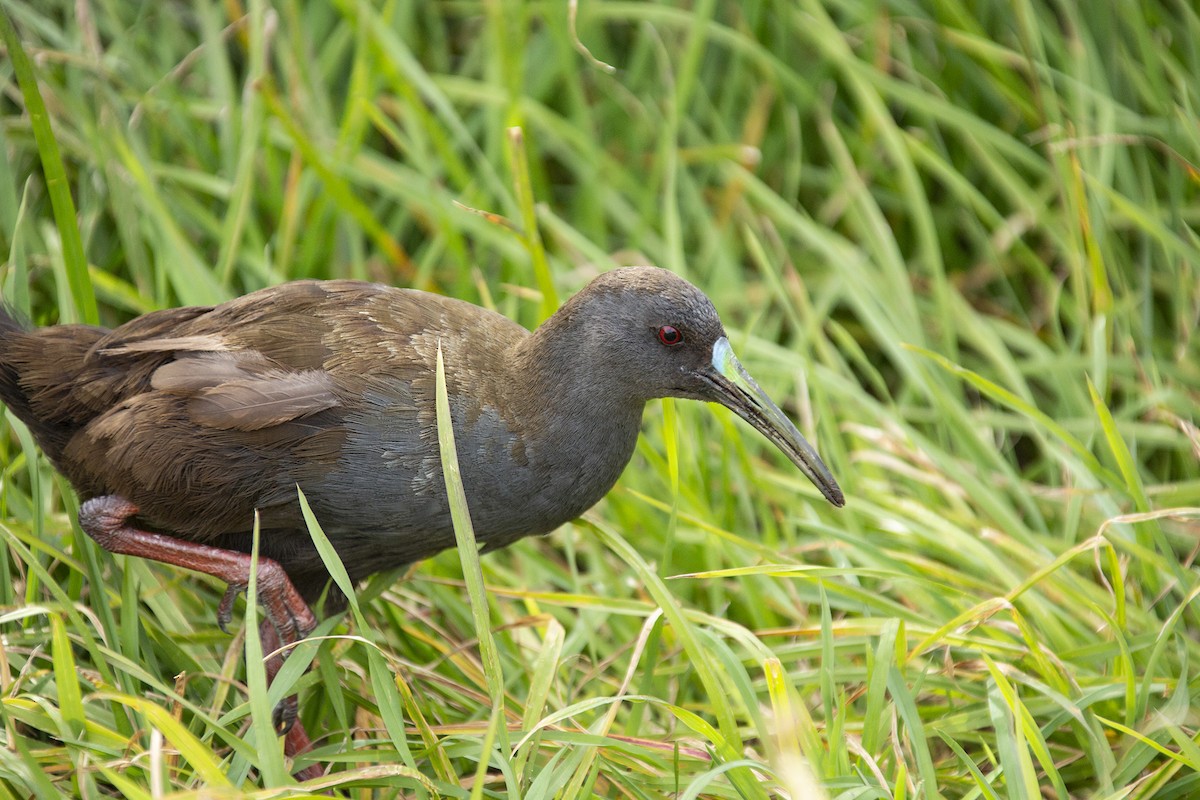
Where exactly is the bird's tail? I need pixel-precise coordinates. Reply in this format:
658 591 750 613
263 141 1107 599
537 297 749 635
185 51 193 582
0 305 35 421
0 306 109 464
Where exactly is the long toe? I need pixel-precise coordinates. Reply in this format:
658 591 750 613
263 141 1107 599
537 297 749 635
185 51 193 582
273 693 299 736
217 582 247 633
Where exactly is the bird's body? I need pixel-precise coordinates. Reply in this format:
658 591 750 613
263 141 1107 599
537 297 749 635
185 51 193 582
0 266 842 771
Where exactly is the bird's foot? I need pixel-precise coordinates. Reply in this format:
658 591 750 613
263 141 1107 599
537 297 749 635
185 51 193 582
215 581 314 737
257 617 302 737
216 580 317 645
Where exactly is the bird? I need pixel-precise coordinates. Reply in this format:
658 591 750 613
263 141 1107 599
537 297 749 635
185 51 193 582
0 266 843 773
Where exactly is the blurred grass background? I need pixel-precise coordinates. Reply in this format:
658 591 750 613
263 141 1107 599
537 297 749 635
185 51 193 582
1 0 1198 797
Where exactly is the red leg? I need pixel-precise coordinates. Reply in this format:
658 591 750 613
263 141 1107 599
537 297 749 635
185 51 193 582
78 494 324 778
79 496 317 643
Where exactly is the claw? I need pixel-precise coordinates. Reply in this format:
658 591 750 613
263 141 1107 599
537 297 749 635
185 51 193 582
217 583 247 634
273 693 299 736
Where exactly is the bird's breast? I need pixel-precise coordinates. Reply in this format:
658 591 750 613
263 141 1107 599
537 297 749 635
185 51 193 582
301 383 644 566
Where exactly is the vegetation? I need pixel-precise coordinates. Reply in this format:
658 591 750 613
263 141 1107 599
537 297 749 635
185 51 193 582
1 1 1198 797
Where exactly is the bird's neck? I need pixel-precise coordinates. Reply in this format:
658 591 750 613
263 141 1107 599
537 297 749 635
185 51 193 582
505 320 646 503
511 308 642 416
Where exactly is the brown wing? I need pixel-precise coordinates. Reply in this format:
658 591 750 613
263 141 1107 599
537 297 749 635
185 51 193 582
45 282 355 539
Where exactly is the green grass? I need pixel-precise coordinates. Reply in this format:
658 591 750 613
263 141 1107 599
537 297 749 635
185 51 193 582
1 0 1199 797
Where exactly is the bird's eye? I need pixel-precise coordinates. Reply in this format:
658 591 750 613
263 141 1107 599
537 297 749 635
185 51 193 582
657 325 684 346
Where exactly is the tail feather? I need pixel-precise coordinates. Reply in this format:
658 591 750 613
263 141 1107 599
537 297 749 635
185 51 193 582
0 306 35 421
0 306 110 464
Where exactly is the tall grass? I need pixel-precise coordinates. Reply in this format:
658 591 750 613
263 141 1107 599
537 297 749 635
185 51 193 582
1 1 1198 797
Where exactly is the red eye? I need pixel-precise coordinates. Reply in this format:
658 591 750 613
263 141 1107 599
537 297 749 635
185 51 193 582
657 325 683 346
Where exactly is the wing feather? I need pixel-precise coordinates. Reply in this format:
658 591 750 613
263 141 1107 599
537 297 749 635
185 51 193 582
101 334 229 355
152 352 339 430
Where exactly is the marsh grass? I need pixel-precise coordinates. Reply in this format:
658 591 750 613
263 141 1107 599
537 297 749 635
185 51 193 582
1 1 1198 797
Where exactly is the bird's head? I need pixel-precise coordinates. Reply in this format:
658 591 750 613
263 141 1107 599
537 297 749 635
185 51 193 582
548 266 844 507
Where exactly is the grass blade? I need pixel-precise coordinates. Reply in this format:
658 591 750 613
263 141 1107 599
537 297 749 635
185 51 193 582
434 339 510 794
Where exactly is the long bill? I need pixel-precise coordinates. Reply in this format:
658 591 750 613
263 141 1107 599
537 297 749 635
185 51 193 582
702 337 844 507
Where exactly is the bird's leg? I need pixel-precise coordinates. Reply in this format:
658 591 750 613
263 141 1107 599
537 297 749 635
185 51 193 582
77 495 320 762
78 495 318 643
